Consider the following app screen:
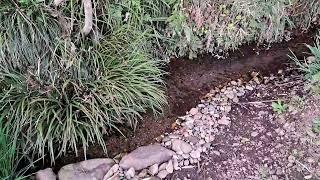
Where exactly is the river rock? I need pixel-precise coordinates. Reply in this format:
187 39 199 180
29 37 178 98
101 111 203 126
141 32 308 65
171 139 192 154
173 158 179 170
125 167 135 179
138 169 148 178
36 168 56 180
190 150 201 159
157 170 169 179
119 144 175 170
189 108 199 115
103 164 119 179
158 162 167 171
166 160 173 173
148 164 159 175
218 116 230 125
58 158 115 180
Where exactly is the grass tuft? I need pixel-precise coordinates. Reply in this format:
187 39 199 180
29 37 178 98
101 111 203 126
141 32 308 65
290 34 320 95
0 0 167 163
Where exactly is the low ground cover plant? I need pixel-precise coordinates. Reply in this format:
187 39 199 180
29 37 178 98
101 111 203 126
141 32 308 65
272 99 288 114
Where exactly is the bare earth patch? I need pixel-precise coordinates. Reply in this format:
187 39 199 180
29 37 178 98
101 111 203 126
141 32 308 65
169 67 320 180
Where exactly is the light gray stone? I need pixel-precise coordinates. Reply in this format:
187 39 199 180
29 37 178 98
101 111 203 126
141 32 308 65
166 160 173 173
183 160 190 166
148 164 159 176
58 158 115 180
157 170 169 179
173 158 179 170
171 139 192 154
158 162 167 171
138 169 148 178
190 150 201 159
119 144 175 170
217 116 230 125
189 108 199 115
103 164 119 179
36 168 56 180
125 167 135 179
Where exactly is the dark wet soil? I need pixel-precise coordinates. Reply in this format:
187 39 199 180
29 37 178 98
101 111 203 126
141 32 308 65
49 30 316 171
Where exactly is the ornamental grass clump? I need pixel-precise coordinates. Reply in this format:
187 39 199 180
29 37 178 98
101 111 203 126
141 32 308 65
0 0 167 163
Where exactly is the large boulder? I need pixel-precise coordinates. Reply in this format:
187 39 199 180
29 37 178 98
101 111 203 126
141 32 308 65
119 144 175 170
58 158 115 180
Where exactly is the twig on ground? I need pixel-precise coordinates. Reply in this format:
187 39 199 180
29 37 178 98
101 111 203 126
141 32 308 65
236 99 285 105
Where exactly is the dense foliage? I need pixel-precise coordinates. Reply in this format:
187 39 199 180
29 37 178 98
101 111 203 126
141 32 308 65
166 0 320 58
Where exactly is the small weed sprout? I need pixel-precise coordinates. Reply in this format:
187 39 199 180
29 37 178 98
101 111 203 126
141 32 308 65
272 99 288 114
313 118 320 133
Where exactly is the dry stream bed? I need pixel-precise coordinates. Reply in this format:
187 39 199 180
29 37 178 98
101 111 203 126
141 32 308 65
35 31 320 180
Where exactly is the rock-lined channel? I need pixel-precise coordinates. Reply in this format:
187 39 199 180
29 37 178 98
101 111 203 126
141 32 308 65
36 64 269 180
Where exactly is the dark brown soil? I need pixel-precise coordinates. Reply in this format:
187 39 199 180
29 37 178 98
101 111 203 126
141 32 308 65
50 31 316 171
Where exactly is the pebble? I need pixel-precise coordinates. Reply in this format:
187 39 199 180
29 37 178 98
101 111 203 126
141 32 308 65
190 150 201 159
168 134 180 139
125 167 135 179
172 139 193 154
251 131 259 137
158 163 167 171
194 113 202 120
218 116 231 125
166 160 174 173
104 164 119 179
245 85 253 91
182 154 190 159
148 164 159 176
304 175 313 179
184 160 190 166
189 108 199 115
288 155 296 163
157 170 169 179
138 169 148 178
212 150 221 156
